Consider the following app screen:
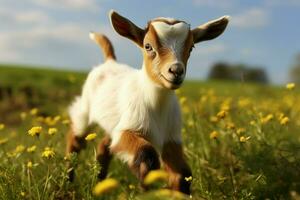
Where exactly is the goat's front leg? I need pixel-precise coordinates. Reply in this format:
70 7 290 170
111 131 160 188
162 141 192 195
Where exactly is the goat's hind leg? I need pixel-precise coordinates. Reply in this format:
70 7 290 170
97 135 113 180
66 97 90 181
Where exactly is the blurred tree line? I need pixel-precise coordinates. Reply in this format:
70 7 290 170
208 62 269 84
290 54 300 84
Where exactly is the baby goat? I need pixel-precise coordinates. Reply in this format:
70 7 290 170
66 10 229 194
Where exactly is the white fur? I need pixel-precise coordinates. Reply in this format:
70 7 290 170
152 21 189 60
69 60 182 163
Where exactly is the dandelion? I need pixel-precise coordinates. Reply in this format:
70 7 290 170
179 96 187 105
85 133 97 141
0 123 5 130
261 114 274 124
154 189 186 198
216 110 227 119
185 176 193 182
42 147 55 158
27 145 37 153
144 169 169 185
62 119 70 125
250 120 256 126
240 136 251 143
226 122 235 130
0 138 8 145
15 145 25 153
286 83 295 90
93 178 119 196
236 128 246 135
27 161 33 168
280 116 289 125
20 112 27 120
210 131 218 139
20 191 26 197
210 116 219 123
28 126 42 137
128 184 136 190
48 128 58 135
30 108 38 115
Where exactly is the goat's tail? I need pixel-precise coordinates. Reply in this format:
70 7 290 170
89 32 116 61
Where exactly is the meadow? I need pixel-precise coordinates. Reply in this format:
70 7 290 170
0 64 300 200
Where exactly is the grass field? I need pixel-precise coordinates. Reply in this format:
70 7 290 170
0 64 300 200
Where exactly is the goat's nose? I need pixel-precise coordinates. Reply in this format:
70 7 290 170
168 64 184 77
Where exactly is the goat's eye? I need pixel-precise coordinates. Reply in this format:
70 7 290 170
145 43 153 51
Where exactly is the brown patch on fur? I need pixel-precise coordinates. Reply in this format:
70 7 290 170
97 136 113 180
111 131 160 185
91 33 116 61
110 131 149 155
162 142 192 195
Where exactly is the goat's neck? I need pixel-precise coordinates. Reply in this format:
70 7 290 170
140 63 173 109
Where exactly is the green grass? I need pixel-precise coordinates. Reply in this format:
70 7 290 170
0 64 300 200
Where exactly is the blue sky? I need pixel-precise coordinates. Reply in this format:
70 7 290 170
0 0 299 84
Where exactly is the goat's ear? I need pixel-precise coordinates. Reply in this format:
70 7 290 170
109 10 145 47
192 16 229 44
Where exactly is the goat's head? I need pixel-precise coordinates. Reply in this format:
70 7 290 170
110 10 229 89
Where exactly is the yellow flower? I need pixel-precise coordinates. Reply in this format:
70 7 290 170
210 116 219 123
187 119 194 127
286 83 295 90
54 115 61 122
210 131 218 139
280 117 289 125
28 126 42 137
236 128 246 135
226 122 235 130
128 184 136 190
240 136 251 143
154 189 186 198
93 178 119 196
48 128 58 135
85 133 97 141
30 108 38 115
20 112 27 120
184 176 193 182
0 138 8 145
62 119 70 125
179 97 187 105
216 110 227 119
0 123 5 130
15 145 25 153
250 120 256 126
144 170 169 185
27 161 33 168
42 147 55 158
27 145 37 153
20 191 26 197
261 114 274 124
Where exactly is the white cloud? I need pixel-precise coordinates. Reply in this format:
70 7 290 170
264 0 300 7
231 8 269 28
0 8 50 25
192 0 236 8
31 0 99 11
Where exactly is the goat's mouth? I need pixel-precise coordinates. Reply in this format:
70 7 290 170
160 74 183 89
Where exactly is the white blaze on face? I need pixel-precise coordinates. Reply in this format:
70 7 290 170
151 19 190 60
